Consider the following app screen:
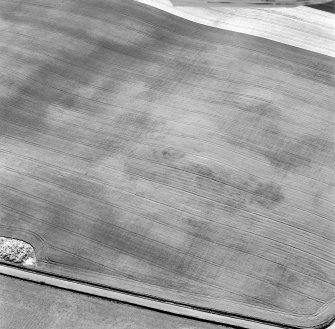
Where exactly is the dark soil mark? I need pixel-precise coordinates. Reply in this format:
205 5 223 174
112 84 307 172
0 0 25 21
251 182 284 208
89 214 203 283
189 162 284 212
113 111 161 142
226 102 334 172
161 147 186 162
264 135 334 171
0 1 172 162
0 39 116 136
245 102 281 119
0 0 177 282
124 155 284 217
242 257 328 314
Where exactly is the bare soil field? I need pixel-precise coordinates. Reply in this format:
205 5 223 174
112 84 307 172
0 0 334 327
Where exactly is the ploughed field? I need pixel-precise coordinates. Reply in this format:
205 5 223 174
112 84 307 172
0 0 334 327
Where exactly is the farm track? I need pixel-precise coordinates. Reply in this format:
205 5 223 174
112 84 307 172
0 262 297 329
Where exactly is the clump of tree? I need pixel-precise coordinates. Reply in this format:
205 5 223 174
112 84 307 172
0 237 36 266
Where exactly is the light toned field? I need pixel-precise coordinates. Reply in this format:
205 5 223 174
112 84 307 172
0 0 334 328
170 0 330 7
136 0 335 57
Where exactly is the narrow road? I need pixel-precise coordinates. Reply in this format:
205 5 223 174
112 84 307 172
0 262 295 329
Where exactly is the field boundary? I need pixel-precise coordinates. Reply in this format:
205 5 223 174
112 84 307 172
0 262 334 329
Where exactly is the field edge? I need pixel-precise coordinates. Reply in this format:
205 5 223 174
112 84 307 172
0 261 334 329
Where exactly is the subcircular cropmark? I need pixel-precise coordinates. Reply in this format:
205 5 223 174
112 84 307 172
0 237 36 266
